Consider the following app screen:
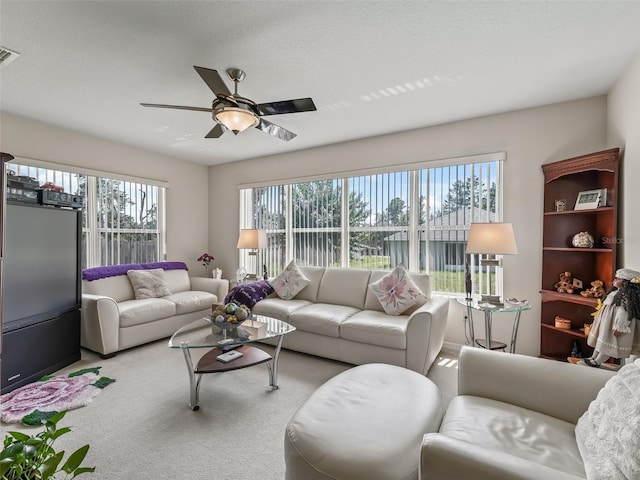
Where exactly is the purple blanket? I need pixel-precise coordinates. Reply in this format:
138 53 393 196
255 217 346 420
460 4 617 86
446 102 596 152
82 261 188 281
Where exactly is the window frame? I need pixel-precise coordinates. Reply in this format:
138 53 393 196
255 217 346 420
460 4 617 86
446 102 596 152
239 152 506 296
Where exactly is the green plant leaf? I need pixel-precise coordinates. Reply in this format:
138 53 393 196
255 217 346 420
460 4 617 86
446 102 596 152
61 444 90 473
40 450 64 478
6 431 30 441
51 427 72 440
73 466 97 477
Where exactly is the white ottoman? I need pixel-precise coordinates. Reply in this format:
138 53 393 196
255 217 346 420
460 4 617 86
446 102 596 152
284 363 444 480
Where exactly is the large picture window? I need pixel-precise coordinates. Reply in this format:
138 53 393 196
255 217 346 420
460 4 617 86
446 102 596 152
9 163 165 269
240 154 503 296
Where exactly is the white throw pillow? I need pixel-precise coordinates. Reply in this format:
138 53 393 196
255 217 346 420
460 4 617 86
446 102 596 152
575 358 640 480
269 260 310 300
368 266 427 316
127 269 172 299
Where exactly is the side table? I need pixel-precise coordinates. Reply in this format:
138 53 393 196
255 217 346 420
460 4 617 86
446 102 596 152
457 298 532 353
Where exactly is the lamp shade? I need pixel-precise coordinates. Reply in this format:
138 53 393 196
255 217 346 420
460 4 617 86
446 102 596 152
215 108 259 133
237 229 268 249
466 222 518 255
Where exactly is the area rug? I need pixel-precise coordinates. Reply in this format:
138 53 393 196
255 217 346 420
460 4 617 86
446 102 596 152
0 366 115 425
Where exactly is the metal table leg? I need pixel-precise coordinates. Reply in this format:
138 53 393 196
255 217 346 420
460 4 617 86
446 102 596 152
266 335 285 390
484 310 492 350
509 310 523 354
180 341 203 411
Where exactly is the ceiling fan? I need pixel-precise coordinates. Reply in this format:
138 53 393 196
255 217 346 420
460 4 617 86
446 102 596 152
141 66 316 142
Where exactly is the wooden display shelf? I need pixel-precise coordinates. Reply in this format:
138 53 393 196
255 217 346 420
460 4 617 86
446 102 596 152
542 247 613 253
539 290 599 307
543 206 614 216
541 323 587 338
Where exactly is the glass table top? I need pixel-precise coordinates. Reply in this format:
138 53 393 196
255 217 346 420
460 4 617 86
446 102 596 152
456 297 533 313
168 314 295 349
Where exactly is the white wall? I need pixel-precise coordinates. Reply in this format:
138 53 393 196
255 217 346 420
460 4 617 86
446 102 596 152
608 50 640 270
0 113 210 272
209 96 608 356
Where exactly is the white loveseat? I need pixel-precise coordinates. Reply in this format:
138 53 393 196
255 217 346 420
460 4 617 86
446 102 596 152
420 346 626 480
81 262 228 358
252 266 449 375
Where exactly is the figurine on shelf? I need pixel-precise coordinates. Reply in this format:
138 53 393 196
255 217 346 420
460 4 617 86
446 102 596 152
576 268 640 367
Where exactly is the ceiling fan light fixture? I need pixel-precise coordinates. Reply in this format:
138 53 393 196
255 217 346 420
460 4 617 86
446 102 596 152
214 107 259 133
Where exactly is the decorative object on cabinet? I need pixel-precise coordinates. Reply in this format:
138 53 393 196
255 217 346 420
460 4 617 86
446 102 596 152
574 188 605 210
572 231 594 248
580 280 605 298
465 222 518 305
553 271 575 294
540 148 619 362
554 199 567 212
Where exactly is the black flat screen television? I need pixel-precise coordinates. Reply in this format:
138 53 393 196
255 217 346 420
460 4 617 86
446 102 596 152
2 202 81 333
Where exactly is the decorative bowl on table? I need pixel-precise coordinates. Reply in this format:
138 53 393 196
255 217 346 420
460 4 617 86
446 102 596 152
207 302 252 329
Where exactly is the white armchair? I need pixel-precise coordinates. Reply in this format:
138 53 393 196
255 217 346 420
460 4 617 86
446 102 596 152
420 346 616 480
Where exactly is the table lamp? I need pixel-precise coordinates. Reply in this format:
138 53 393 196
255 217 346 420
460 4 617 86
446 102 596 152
465 222 518 305
237 229 267 280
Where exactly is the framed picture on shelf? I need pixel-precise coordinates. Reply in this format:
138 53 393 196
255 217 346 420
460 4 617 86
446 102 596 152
574 189 605 210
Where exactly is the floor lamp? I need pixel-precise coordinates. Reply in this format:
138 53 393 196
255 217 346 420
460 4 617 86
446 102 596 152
237 229 267 280
465 222 518 306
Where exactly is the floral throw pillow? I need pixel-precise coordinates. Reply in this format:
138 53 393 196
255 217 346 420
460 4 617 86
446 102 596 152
369 266 427 316
269 260 310 300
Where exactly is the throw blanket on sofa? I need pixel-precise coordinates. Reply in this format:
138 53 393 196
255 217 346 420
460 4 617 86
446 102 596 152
82 261 188 281
575 359 640 480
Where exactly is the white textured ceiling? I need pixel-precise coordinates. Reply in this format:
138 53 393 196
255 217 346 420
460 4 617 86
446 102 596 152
1 1 640 166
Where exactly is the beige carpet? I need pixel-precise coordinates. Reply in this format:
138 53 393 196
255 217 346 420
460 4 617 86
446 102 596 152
3 341 458 480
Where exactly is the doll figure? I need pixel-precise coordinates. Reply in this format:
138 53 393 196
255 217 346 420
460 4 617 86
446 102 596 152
578 268 640 367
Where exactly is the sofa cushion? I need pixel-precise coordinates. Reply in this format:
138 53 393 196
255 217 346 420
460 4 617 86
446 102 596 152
118 298 177 327
270 260 311 300
368 266 427 315
295 266 325 302
316 268 371 310
252 297 312 321
440 395 585 478
82 275 135 303
575 358 640 480
163 290 218 315
289 303 360 337
340 310 409 349
224 280 274 309
127 269 172 299
162 269 192 293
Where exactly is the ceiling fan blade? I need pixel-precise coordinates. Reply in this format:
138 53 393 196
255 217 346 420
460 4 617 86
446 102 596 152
205 124 225 139
140 103 212 112
255 97 316 116
194 66 232 96
255 118 297 142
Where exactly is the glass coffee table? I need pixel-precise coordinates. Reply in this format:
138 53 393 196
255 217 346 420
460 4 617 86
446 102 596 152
169 315 295 410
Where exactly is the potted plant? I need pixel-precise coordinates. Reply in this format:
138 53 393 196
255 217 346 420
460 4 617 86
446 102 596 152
0 411 95 479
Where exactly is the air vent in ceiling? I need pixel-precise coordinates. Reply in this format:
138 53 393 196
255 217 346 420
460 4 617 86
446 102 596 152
0 46 20 66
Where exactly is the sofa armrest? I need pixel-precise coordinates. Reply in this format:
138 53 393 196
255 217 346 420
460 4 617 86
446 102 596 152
406 296 450 375
189 277 229 302
420 434 584 480
81 293 120 356
458 346 615 424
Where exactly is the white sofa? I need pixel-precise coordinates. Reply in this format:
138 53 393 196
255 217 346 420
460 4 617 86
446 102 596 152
81 262 229 358
252 266 449 375
420 346 621 480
